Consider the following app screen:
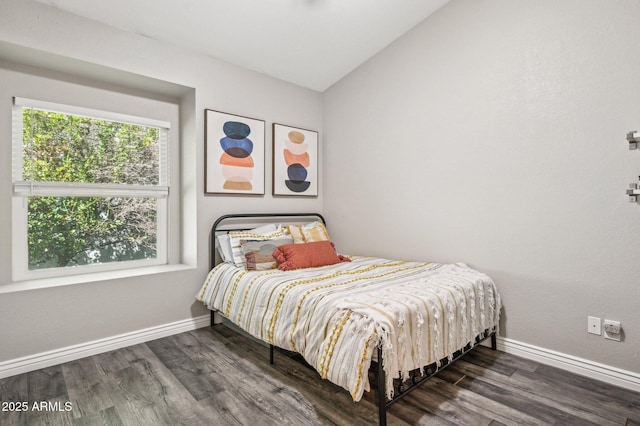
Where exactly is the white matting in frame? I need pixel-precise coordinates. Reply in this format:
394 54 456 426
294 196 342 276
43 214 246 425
272 123 318 197
205 109 265 195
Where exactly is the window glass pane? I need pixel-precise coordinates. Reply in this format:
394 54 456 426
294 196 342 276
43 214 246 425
28 196 157 270
22 109 160 185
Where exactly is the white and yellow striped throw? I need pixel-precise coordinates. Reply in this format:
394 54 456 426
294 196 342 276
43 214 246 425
196 256 501 402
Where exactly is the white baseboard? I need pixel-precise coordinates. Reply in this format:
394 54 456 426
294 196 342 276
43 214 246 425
0 314 210 379
495 336 640 393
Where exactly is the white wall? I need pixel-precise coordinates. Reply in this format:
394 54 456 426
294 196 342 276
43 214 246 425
324 0 640 373
0 0 323 363
2 0 639 383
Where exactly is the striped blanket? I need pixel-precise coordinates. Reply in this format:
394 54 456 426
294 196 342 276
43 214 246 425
196 256 501 402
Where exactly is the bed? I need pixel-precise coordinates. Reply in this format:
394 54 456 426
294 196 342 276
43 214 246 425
196 213 501 425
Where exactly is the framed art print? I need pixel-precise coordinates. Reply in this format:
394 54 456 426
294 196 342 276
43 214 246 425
205 109 265 194
272 123 318 196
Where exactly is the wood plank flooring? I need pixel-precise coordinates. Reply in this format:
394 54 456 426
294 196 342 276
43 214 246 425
1 324 638 425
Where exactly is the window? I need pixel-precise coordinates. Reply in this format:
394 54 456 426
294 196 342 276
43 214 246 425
12 97 170 280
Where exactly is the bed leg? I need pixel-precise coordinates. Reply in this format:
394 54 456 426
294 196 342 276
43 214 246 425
377 346 387 426
491 332 497 350
270 345 274 365
210 311 215 327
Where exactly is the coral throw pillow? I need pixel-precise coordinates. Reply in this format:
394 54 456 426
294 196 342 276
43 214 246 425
273 241 351 271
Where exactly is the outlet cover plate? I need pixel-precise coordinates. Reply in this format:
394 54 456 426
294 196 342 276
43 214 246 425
604 319 621 341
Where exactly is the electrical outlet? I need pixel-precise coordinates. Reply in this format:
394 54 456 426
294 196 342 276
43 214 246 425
604 320 621 341
587 316 601 335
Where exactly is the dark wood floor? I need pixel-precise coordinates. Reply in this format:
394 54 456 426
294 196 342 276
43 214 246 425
1 325 639 426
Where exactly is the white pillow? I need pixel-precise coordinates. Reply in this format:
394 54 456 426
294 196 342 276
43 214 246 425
216 234 233 263
216 223 279 263
250 223 279 234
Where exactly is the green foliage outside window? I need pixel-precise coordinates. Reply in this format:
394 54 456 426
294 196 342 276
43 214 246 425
23 109 160 270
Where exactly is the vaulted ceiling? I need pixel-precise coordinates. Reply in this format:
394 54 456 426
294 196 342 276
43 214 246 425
33 0 449 91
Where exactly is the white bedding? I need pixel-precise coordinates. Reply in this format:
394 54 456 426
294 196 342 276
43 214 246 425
196 256 501 401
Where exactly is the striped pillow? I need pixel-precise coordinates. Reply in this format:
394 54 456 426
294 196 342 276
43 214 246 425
217 223 278 263
229 229 287 267
285 221 331 244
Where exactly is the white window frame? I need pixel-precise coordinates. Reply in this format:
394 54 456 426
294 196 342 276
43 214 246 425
11 97 171 281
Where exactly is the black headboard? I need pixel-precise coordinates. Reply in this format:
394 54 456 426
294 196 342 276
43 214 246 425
210 213 326 269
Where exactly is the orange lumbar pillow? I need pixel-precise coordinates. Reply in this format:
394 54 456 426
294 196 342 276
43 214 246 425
273 241 351 271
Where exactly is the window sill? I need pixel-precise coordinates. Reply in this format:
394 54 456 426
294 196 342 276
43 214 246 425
0 263 195 294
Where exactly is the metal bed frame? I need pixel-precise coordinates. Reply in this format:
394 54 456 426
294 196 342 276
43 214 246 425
209 213 497 426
